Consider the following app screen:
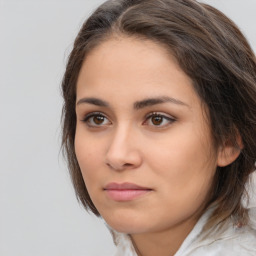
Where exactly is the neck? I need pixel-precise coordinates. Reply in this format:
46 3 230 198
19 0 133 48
130 214 200 256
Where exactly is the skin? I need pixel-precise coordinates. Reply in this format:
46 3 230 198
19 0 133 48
75 36 237 256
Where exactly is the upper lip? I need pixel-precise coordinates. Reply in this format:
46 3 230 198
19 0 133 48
104 182 151 190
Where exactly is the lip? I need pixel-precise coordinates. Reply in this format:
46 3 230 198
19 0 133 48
104 182 152 201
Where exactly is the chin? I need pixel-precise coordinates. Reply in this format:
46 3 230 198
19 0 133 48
102 210 149 234
108 222 148 234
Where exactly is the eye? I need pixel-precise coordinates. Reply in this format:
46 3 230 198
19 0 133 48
82 112 111 127
143 112 175 127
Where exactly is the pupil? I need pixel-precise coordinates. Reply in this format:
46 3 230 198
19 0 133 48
94 115 104 124
152 116 163 125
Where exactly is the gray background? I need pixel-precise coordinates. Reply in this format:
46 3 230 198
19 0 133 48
1 0 255 255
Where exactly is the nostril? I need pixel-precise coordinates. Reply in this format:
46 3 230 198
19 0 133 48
106 163 113 169
106 162 135 171
124 163 133 167
105 141 142 171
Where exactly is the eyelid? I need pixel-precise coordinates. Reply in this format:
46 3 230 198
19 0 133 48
145 111 175 119
82 111 106 120
80 111 176 128
81 111 112 127
143 112 176 127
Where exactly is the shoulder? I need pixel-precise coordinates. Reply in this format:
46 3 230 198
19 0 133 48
176 173 256 256
175 205 256 256
188 224 256 256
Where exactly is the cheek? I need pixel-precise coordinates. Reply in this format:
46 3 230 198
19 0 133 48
74 129 103 184
145 126 217 199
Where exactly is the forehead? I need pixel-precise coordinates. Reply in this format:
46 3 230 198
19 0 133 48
76 36 199 106
79 36 181 82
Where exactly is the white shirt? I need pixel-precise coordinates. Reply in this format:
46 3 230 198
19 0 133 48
112 174 256 256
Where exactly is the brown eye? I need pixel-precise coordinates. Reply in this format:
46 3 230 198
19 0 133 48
93 115 105 125
143 112 175 128
83 112 111 127
151 116 163 125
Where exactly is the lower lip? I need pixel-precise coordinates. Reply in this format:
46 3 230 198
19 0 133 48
105 189 151 201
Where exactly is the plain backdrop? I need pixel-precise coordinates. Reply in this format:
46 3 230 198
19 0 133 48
1 0 255 255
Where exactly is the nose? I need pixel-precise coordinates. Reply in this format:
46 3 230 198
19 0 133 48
105 126 143 171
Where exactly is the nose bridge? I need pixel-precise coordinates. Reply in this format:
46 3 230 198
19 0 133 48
105 122 141 170
111 123 131 149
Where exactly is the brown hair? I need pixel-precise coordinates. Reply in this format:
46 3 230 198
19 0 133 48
61 0 256 229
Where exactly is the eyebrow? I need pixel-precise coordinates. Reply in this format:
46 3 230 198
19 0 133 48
76 96 189 109
76 97 109 107
134 96 189 109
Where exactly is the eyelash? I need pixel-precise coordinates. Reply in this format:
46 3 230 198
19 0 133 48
143 112 176 127
81 112 176 128
82 112 111 127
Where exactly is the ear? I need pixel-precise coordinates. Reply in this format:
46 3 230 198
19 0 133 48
217 132 243 167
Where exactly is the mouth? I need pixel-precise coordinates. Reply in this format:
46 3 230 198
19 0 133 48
103 182 152 201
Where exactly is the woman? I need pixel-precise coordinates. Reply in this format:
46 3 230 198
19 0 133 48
61 0 256 255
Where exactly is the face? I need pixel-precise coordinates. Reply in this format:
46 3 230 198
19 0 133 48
75 36 219 235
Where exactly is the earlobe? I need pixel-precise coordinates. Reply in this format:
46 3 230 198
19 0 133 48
217 145 241 167
217 133 243 167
